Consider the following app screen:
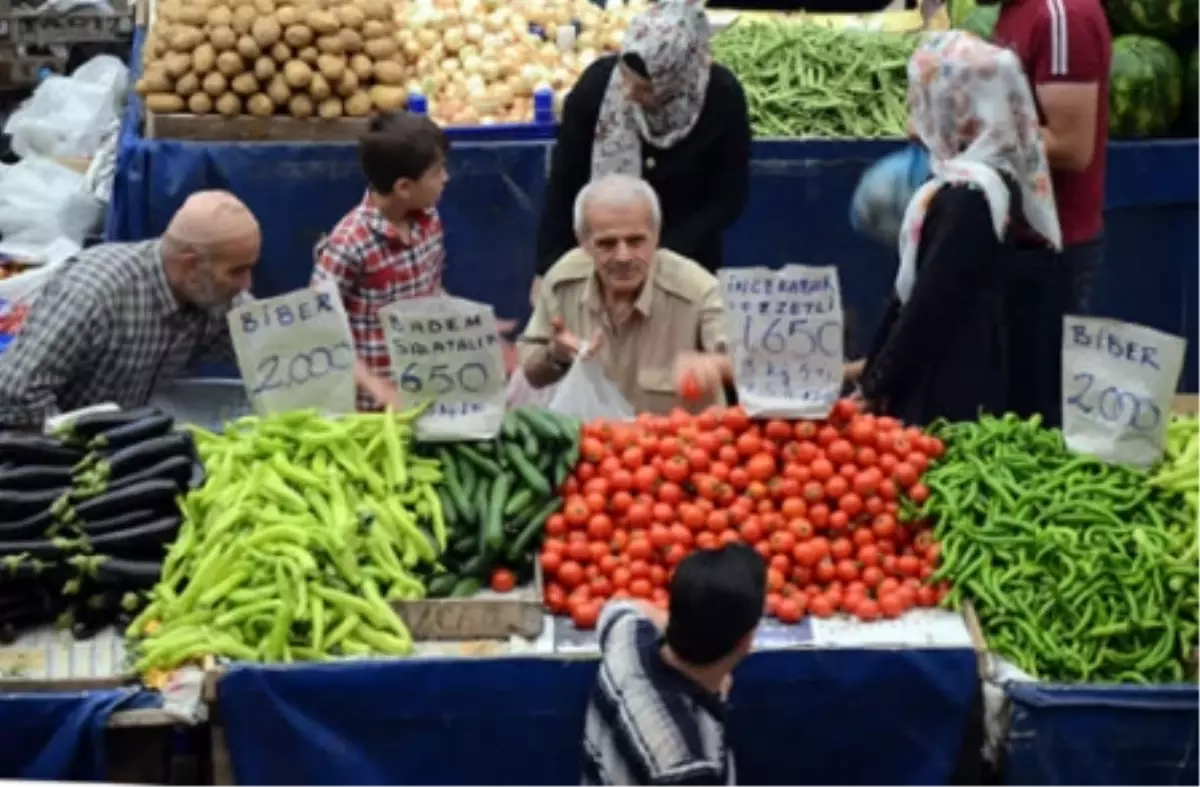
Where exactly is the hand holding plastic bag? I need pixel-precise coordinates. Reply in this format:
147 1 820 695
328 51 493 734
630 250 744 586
546 341 635 422
849 144 931 248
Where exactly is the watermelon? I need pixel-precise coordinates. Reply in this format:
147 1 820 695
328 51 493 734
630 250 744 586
959 4 1001 38
1188 47 1198 125
1106 0 1198 38
1108 34 1184 137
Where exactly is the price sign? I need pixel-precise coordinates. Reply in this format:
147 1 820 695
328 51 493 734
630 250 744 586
719 265 845 419
228 286 356 415
379 294 506 440
1061 316 1186 467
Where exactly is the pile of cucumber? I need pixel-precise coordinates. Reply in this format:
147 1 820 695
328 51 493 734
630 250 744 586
0 407 195 641
424 408 580 598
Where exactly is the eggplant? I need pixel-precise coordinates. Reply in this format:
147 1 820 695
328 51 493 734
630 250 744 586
94 557 163 587
100 432 195 479
0 506 55 540
69 479 180 524
0 465 74 492
0 536 71 560
77 507 167 535
0 432 81 465
87 413 175 451
54 406 161 444
0 485 69 521
108 454 194 493
86 515 182 554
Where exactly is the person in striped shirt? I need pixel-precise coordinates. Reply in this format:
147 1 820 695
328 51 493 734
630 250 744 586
583 544 766 786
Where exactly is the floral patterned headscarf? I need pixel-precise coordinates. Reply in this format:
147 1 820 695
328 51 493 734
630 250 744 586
591 0 712 178
895 31 1062 303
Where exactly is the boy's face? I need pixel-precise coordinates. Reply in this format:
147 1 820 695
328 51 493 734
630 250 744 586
395 156 449 210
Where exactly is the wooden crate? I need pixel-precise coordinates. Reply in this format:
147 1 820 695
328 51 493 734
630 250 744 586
144 111 368 143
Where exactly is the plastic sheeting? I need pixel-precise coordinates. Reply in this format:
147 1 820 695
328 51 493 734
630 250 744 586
0 687 160 779
217 648 977 786
1003 682 1199 786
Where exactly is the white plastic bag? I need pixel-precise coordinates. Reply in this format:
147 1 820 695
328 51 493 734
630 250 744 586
4 54 128 160
0 156 102 262
546 345 635 421
505 367 556 409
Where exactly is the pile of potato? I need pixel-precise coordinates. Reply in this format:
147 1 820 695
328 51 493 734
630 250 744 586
137 0 410 119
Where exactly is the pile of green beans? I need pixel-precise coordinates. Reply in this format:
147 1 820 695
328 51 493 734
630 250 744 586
126 407 444 673
712 21 918 139
919 414 1198 685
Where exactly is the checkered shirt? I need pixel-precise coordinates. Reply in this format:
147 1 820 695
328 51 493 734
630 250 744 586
0 240 236 428
311 193 446 410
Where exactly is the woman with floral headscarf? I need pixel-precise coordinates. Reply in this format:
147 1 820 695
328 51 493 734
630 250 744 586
854 31 1063 426
532 0 751 296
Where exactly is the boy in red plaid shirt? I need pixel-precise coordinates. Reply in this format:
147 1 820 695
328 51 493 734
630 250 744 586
312 112 450 410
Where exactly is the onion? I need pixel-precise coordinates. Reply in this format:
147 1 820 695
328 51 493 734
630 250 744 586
415 28 439 48
442 27 465 52
464 22 484 42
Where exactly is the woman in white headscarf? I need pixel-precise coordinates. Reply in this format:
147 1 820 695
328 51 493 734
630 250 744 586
856 30 1063 426
532 0 751 296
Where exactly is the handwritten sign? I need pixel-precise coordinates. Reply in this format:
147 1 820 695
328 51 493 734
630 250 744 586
719 265 845 419
1061 316 1186 467
379 295 507 440
228 287 356 415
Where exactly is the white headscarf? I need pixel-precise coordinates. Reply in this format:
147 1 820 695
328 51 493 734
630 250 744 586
895 31 1062 304
591 0 712 178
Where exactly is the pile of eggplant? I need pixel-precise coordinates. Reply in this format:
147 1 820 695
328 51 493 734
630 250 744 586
0 407 194 642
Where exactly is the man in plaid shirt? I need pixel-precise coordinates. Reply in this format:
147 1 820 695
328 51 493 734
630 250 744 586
0 191 260 428
312 111 451 411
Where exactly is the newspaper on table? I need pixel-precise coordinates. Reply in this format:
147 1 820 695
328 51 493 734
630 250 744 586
227 286 356 415
719 265 845 419
379 294 507 441
1061 315 1186 467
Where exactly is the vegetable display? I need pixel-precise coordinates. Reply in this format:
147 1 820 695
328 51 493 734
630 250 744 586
127 408 439 673
425 407 580 597
922 414 1197 684
1151 414 1199 520
711 21 918 139
1108 34 1185 138
540 400 947 630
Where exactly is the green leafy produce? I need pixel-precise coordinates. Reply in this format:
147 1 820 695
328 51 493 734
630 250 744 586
1106 0 1198 38
127 407 442 672
1150 414 1198 519
920 414 1197 685
426 408 579 596
1108 34 1184 138
712 21 919 139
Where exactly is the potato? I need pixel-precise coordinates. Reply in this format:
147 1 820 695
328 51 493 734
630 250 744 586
175 72 201 96
169 25 205 51
368 85 406 111
270 42 292 62
216 92 242 116
334 69 358 97
216 51 244 77
317 97 343 118
282 59 313 88
250 16 281 46
231 72 259 96
305 9 339 33
315 34 343 54
202 71 228 96
284 24 314 48
236 34 261 59
308 72 331 101
349 53 373 80
298 46 320 65
316 53 345 81
358 0 391 21
362 36 396 61
266 74 291 104
190 42 216 73
288 94 315 118
343 89 372 116
275 6 299 26
247 93 275 116
205 5 232 28
145 93 186 113
253 0 275 13
253 56 277 81
362 19 392 39
372 59 404 85
338 28 363 53
232 6 257 34
163 52 192 78
188 92 214 114
137 67 172 93
335 4 363 28
209 25 237 51
176 4 207 25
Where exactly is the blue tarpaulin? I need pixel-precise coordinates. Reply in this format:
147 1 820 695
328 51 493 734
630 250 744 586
0 687 160 780
1003 683 1200 786
217 648 978 785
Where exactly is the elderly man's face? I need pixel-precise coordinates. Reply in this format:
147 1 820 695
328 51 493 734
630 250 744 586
582 199 658 296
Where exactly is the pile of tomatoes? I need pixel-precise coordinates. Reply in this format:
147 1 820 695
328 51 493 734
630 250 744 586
538 399 950 630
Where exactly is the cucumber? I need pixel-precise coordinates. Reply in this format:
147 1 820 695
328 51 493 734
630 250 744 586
475 476 492 556
451 577 483 597
507 497 562 562
502 488 535 518
427 574 458 598
485 473 511 552
451 534 479 557
459 554 489 579
504 443 551 497
459 444 502 475
437 487 460 529
515 408 562 442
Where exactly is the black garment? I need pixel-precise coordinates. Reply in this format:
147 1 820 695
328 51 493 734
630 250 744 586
861 183 1010 427
1005 246 1071 428
535 56 751 276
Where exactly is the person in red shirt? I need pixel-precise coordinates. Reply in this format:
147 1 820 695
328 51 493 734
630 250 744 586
990 0 1112 313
